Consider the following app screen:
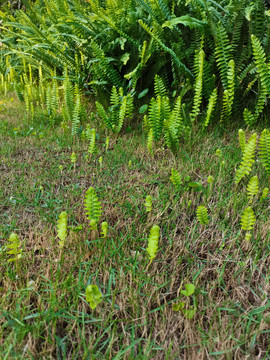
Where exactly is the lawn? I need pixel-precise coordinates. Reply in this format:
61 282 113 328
1 95 270 359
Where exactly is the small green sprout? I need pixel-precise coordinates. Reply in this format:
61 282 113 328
57 211 68 249
101 221 108 238
172 284 196 319
98 156 103 168
145 195 152 212
196 205 209 226
6 233 22 263
146 225 160 266
71 152 77 171
215 149 221 157
105 136 110 151
170 168 182 188
260 187 269 202
86 285 103 310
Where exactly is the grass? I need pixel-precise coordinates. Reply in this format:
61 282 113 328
1 95 270 359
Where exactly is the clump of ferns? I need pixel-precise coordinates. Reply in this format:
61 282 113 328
144 75 184 154
95 86 134 135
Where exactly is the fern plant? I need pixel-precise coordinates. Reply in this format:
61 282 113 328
246 176 259 203
203 88 217 128
96 86 133 134
241 206 256 241
260 187 269 202
190 50 204 122
57 211 68 249
196 205 209 226
6 233 22 263
101 221 108 238
85 285 103 310
146 225 160 265
170 168 182 188
84 187 102 230
258 129 270 183
235 133 257 185
145 195 152 212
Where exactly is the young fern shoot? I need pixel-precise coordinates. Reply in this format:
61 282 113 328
84 187 102 231
6 233 22 263
145 195 152 212
196 205 209 226
241 206 256 241
235 133 257 185
246 176 259 203
57 211 68 249
146 225 160 267
170 168 182 188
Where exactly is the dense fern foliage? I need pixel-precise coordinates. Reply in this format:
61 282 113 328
1 0 270 132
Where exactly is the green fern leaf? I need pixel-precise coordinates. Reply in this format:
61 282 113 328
57 211 68 249
246 176 259 202
196 205 209 226
101 221 108 238
235 133 257 184
241 206 256 231
145 195 152 212
86 285 103 310
6 233 22 262
191 50 204 122
170 168 182 188
204 88 217 128
84 187 102 224
258 129 270 174
260 187 269 201
146 225 160 262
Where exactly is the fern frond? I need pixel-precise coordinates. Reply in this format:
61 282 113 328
86 285 103 310
196 205 209 226
170 168 182 188
241 206 256 231
251 34 270 93
215 24 233 89
203 88 217 128
57 211 68 249
146 225 160 262
258 129 270 175
117 95 127 133
154 74 167 97
145 195 152 212
235 133 257 184
6 233 22 262
147 128 154 156
191 49 204 122
72 91 81 136
246 176 259 202
101 221 108 238
243 108 256 127
96 101 113 131
260 187 269 202
84 187 102 223
88 128 96 155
